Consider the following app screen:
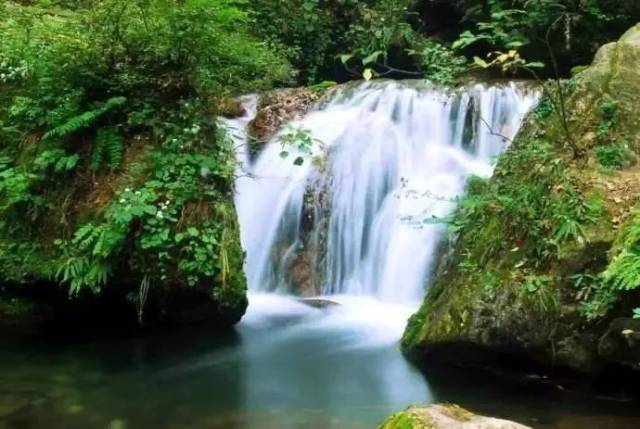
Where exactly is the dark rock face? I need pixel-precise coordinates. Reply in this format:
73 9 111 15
599 318 640 370
402 25 640 378
267 176 333 297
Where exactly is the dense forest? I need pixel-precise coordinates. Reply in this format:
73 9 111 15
1 1 640 428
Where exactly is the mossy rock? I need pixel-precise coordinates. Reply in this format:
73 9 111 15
0 296 53 328
402 25 640 374
379 405 531 429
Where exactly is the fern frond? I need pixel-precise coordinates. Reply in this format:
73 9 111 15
43 96 126 140
90 126 124 171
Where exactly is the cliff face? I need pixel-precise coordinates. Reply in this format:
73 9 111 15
402 25 640 375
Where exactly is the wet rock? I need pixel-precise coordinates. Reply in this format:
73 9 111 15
216 97 246 119
248 87 319 144
402 24 640 378
0 296 54 331
298 298 339 309
379 404 532 429
599 318 640 370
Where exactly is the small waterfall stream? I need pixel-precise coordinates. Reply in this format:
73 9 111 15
227 80 538 304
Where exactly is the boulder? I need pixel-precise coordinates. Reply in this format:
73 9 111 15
379 404 531 429
402 25 640 377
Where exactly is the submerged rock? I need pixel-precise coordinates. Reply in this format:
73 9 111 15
379 404 531 429
402 24 640 379
298 298 339 309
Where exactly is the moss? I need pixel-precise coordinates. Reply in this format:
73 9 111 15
403 25 640 372
0 297 36 318
379 412 416 429
438 404 474 422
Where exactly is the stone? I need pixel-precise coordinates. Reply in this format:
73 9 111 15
402 24 640 376
598 318 640 370
379 404 532 429
248 87 318 144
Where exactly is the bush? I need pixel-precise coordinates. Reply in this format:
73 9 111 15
0 0 290 319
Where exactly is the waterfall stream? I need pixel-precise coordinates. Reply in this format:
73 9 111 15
227 80 539 304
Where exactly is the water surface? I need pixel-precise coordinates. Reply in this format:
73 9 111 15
1 294 639 429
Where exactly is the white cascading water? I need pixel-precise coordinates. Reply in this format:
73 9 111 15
224 80 538 305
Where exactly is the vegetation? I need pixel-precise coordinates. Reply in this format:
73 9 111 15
250 0 638 84
1 0 638 331
0 0 292 325
403 24 640 375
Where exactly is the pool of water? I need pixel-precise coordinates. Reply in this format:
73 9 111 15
1 294 638 429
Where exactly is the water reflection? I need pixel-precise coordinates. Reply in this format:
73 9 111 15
1 295 639 429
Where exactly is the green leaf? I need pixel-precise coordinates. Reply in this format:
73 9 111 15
526 62 545 69
362 51 383 66
472 56 489 69
339 54 354 65
362 68 374 81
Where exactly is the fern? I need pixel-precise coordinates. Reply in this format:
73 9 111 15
56 223 127 294
90 127 124 171
43 96 126 140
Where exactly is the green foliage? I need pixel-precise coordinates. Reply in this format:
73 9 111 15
594 100 633 172
0 0 276 319
251 0 468 84
451 140 602 267
43 97 126 140
34 149 79 173
596 144 629 172
55 102 241 297
278 126 324 167
90 127 124 171
250 0 341 83
407 39 467 86
566 209 640 321
56 223 127 294
603 213 640 292
521 274 559 316
453 0 638 74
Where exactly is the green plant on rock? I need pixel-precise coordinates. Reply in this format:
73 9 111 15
0 0 283 322
567 210 640 321
596 144 629 172
278 126 326 167
518 274 559 318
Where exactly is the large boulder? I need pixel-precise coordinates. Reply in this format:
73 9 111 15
402 25 640 378
379 404 531 429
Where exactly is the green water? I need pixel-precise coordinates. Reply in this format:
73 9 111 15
1 294 638 429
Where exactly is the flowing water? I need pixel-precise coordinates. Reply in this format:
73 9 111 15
2 80 640 429
232 80 538 301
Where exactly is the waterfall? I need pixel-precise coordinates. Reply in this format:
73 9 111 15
225 80 538 304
